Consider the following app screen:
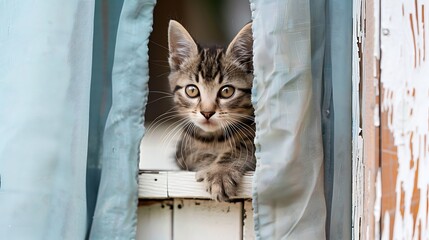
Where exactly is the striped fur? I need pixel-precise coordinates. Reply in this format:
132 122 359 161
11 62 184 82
168 20 255 201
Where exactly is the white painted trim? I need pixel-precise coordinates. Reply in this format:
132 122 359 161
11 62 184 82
243 200 255 240
138 171 253 199
172 199 243 240
352 0 365 238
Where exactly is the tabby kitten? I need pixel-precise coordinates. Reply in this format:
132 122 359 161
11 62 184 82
167 20 255 202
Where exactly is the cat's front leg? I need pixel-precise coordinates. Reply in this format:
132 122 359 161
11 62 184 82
196 163 243 202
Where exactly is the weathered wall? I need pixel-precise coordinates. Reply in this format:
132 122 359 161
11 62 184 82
356 0 382 238
380 0 429 239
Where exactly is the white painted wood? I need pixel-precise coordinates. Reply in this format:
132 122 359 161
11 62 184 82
173 199 243 240
352 0 366 239
138 171 253 199
167 172 211 198
137 200 173 240
170 172 253 198
237 173 253 198
138 172 168 198
379 1 429 239
243 201 255 240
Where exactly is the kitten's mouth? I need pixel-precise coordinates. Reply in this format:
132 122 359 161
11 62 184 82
196 120 220 132
200 120 216 127
201 120 213 125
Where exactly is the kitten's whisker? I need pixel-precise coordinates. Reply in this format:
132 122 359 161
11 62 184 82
146 111 183 134
146 95 174 105
228 112 254 117
165 120 192 145
162 119 189 144
220 121 234 152
150 59 171 63
219 120 242 172
222 117 254 136
229 119 255 134
150 40 169 52
146 109 180 129
163 124 189 156
156 72 171 78
149 90 173 96
149 63 171 68
228 112 255 118
180 123 196 170
223 119 254 171
147 105 179 123
146 114 179 133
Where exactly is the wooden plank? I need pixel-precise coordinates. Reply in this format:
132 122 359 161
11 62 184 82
173 199 242 240
378 1 429 239
168 172 253 199
167 172 210 198
243 200 255 240
139 171 253 199
136 200 173 240
357 0 381 238
138 172 168 198
237 173 253 198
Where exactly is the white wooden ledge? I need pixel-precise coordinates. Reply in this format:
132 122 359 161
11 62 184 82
138 171 253 199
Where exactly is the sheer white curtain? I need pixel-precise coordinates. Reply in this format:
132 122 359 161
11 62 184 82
250 0 326 238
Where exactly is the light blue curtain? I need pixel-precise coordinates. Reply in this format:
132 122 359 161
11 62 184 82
90 0 156 238
0 1 95 239
0 0 351 239
323 1 352 239
86 0 123 234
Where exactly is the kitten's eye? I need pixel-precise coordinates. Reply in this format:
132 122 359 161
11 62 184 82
185 85 199 98
219 86 235 99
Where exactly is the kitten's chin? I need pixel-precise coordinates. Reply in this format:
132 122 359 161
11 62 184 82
194 120 221 133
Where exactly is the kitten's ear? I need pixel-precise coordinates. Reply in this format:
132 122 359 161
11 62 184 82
226 22 253 72
168 20 198 71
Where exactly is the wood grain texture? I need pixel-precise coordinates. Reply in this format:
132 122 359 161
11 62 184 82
358 0 381 238
138 171 253 199
379 1 429 239
138 172 168 198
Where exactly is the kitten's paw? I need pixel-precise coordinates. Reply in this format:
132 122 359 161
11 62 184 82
196 168 242 202
195 170 205 182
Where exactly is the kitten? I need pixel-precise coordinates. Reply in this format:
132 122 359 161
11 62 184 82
167 20 255 202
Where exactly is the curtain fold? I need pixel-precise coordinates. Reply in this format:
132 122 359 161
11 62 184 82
86 0 124 235
250 0 327 238
325 0 353 239
250 0 352 239
89 0 156 239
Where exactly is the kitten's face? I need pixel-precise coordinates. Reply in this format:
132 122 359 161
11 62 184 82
168 20 253 133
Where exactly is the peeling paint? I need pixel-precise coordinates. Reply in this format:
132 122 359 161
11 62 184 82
374 104 380 127
375 169 382 239
352 0 365 238
382 212 391 240
374 0 381 61
380 0 429 239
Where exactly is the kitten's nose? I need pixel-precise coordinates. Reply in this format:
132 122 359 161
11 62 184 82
200 111 215 120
